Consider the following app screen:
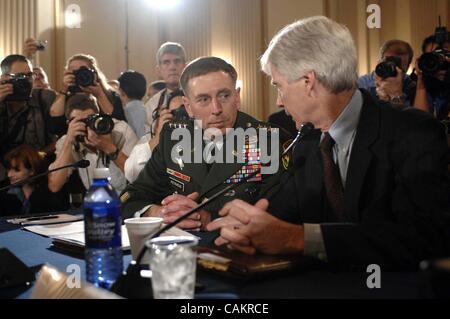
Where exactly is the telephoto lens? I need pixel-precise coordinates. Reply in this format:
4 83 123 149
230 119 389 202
84 114 115 135
418 51 449 74
375 56 402 79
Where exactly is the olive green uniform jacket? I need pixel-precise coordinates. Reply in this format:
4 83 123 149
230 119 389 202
120 111 290 220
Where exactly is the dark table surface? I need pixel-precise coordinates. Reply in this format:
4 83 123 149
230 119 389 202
0 216 424 299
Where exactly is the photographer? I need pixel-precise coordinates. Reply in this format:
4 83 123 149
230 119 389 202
48 94 137 194
145 42 187 130
0 54 56 185
124 89 187 183
413 32 450 120
33 67 51 90
48 54 126 136
358 39 416 107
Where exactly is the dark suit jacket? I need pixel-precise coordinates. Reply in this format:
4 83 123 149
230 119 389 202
268 109 298 138
269 89 450 270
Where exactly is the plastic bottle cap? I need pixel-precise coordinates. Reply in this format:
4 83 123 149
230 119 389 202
94 168 111 179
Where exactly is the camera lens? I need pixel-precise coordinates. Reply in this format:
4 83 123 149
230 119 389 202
85 114 114 135
375 62 396 79
94 116 114 134
75 67 95 87
14 78 32 96
419 53 444 74
375 56 401 79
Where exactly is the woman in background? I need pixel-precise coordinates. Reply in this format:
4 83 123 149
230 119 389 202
47 54 126 137
0 145 69 216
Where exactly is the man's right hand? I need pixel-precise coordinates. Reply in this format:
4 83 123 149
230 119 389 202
0 82 13 103
66 116 86 145
154 109 173 138
148 108 174 150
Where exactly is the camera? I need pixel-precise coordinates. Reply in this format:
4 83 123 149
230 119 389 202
418 49 449 74
375 56 402 79
36 40 47 51
74 66 96 87
82 113 114 135
170 106 190 121
69 66 96 94
418 23 450 98
1 74 32 102
75 113 115 144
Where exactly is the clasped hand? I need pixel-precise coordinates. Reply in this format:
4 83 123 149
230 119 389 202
156 192 210 231
207 199 305 255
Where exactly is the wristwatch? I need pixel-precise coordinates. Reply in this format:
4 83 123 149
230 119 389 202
107 147 120 161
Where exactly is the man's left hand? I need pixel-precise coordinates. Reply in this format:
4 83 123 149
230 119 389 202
207 199 305 255
160 192 211 231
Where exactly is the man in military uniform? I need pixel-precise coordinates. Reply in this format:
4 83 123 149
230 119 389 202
121 57 288 230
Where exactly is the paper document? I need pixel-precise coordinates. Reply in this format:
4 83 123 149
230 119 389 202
24 221 199 250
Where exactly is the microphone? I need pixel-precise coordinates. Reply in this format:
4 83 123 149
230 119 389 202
0 159 90 192
110 123 314 297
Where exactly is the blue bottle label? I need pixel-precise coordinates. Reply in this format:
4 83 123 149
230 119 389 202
85 207 122 248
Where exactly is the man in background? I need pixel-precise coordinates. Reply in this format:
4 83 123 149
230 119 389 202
144 42 187 130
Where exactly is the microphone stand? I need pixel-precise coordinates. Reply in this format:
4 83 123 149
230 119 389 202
0 160 90 193
110 123 314 298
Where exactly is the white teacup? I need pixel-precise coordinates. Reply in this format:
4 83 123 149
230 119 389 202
124 217 163 264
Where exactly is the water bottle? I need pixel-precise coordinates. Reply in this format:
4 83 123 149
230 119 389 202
84 168 123 289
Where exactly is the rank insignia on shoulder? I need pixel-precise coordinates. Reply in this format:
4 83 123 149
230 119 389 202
282 139 293 170
257 123 279 135
120 191 130 203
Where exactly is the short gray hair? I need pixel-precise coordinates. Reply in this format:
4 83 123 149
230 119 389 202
260 16 358 94
156 42 186 65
